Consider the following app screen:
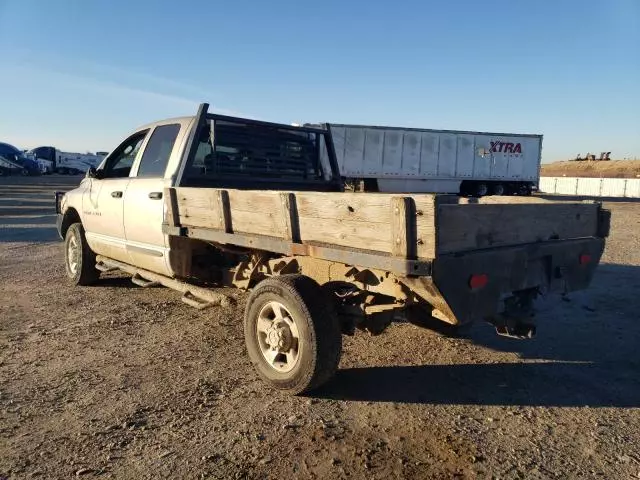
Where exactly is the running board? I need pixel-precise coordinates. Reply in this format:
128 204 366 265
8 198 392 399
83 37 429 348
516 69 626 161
95 255 233 309
181 291 215 310
95 263 117 273
131 274 160 288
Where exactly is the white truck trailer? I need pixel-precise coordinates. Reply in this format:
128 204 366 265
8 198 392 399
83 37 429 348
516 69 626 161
321 124 542 196
27 146 107 175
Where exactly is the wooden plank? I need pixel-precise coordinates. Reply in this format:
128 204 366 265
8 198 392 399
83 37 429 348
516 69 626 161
180 225 432 276
455 196 560 205
437 203 599 254
280 192 299 241
175 188 223 229
216 190 231 233
414 196 437 259
227 190 287 237
298 216 392 253
391 197 416 258
295 191 392 223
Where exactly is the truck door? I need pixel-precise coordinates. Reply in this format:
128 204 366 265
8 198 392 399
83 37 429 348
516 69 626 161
123 123 182 276
82 130 149 262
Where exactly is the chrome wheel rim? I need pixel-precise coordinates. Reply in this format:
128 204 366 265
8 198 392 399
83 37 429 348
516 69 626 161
67 233 80 275
256 301 300 373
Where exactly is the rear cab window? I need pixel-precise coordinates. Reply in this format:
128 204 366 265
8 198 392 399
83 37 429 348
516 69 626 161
136 124 181 178
181 119 336 189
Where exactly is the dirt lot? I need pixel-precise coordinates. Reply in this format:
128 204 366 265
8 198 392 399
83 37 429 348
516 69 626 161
1 176 639 479
541 160 640 178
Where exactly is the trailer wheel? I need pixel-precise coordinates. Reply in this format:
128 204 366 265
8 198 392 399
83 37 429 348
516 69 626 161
475 182 489 197
517 183 532 196
64 223 99 285
492 183 505 196
244 275 342 395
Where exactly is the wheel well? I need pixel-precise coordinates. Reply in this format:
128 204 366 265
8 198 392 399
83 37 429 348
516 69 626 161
61 208 81 238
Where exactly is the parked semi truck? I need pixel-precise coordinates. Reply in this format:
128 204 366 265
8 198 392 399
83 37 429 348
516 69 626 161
27 146 106 175
56 104 607 394
0 155 27 176
0 142 39 175
316 124 542 196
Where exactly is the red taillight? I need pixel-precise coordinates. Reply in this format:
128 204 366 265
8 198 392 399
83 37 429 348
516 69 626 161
469 274 488 289
579 254 592 265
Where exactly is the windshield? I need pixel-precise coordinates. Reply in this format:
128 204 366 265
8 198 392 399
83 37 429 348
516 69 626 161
0 142 21 157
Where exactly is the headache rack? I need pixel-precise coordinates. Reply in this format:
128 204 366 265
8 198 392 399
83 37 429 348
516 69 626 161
175 103 343 192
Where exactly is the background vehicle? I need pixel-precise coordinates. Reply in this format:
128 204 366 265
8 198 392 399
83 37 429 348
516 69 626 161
315 124 542 196
0 142 39 175
27 146 106 175
55 104 608 394
0 155 26 176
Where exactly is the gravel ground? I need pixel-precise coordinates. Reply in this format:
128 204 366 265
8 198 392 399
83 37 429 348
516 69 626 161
1 176 639 479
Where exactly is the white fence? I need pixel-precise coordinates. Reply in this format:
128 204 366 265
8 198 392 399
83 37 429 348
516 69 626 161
539 177 640 198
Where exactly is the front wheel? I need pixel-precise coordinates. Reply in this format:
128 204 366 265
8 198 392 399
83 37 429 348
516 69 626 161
244 275 342 395
64 223 99 285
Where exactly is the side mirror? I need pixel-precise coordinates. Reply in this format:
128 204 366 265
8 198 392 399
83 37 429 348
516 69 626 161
87 167 101 179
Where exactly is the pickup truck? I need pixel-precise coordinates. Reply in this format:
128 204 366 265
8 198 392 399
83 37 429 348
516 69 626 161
56 103 609 394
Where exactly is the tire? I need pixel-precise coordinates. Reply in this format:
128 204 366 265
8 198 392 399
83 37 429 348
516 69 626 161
244 274 342 395
475 182 489 197
492 183 505 196
518 183 531 196
64 223 99 285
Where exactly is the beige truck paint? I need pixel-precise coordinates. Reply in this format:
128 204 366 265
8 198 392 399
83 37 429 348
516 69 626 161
61 116 195 277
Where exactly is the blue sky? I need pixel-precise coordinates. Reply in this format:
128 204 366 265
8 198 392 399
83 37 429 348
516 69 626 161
0 0 638 162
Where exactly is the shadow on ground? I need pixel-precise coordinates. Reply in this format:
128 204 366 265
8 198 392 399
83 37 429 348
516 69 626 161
318 360 640 407
318 264 640 408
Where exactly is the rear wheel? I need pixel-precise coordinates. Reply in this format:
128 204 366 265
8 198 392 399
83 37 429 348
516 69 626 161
518 183 532 195
64 223 99 285
492 183 505 195
475 182 489 197
244 275 342 395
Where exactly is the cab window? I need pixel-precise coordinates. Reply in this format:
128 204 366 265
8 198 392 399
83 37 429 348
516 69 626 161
136 124 181 178
100 131 148 179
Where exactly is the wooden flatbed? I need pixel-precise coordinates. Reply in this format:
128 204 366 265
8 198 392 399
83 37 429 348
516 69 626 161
165 187 605 273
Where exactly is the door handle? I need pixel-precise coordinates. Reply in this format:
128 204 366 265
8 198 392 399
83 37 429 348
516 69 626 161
148 192 163 200
111 191 123 198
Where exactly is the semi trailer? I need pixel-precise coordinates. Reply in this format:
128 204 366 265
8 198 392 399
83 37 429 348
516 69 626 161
318 124 542 196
